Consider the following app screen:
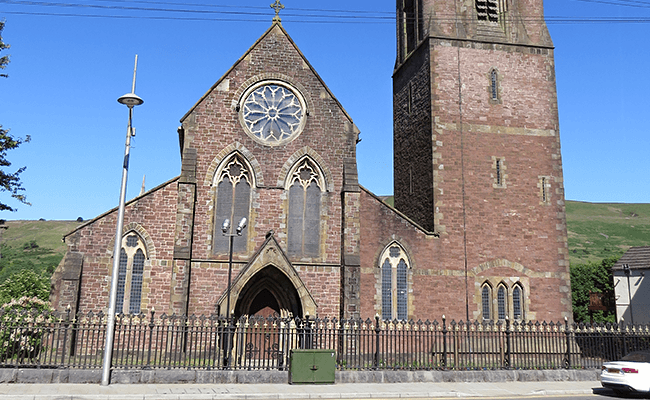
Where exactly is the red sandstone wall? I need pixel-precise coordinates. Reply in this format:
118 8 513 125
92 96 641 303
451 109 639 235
53 179 179 314
181 25 356 317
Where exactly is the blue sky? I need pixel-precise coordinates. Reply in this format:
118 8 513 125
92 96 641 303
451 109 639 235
1 0 648 221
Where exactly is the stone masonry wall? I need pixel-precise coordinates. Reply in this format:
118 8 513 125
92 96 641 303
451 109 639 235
51 179 179 315
179 24 357 317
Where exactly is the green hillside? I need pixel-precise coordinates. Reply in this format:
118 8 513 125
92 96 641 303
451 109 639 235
0 220 81 282
566 201 650 265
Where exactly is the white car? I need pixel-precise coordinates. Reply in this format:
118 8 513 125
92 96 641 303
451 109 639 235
601 350 650 394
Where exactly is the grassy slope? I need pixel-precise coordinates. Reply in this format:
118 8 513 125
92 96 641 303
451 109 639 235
0 220 81 280
566 201 650 266
2 220 80 254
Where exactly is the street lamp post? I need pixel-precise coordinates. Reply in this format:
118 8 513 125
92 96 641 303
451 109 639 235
623 264 634 325
221 217 247 368
101 56 144 386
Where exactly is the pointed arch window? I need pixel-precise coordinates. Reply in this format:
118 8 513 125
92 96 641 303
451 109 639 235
481 284 492 320
287 158 323 257
380 243 411 321
497 285 507 320
115 233 148 315
513 284 523 320
214 153 252 254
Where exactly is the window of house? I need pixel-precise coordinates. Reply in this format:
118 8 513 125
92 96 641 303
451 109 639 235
380 243 411 321
213 153 252 254
481 284 491 320
287 158 323 257
115 233 147 315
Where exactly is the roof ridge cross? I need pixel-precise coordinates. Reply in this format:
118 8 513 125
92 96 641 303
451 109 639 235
271 0 284 23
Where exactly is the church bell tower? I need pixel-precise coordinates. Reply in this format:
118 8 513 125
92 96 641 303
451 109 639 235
393 0 572 319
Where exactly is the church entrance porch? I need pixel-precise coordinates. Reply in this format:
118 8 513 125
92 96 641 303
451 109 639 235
234 265 303 319
214 232 317 319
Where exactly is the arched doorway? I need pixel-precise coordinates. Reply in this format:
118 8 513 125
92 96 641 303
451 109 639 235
234 265 303 319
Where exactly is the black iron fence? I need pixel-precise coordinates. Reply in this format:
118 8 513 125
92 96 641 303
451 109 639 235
1 310 649 371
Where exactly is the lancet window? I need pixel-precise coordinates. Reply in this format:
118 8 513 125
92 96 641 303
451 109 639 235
481 280 524 321
213 153 252 254
287 158 323 257
380 243 411 321
115 233 147 315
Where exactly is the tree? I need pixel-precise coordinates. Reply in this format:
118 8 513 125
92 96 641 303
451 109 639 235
0 20 30 212
570 256 618 323
0 269 50 304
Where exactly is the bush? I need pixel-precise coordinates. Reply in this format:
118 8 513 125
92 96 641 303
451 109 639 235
570 256 618 323
0 269 49 305
0 297 55 361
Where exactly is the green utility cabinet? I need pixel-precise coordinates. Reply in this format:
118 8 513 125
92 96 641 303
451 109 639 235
289 349 336 384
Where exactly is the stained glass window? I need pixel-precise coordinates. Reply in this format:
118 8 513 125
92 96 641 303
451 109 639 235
115 233 148 315
116 249 128 314
381 259 392 320
513 285 523 320
498 286 507 320
379 243 411 321
288 159 322 257
241 83 305 145
214 154 251 254
129 249 145 314
397 259 408 320
482 285 491 320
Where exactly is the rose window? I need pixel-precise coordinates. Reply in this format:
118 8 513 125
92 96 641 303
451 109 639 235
240 83 305 145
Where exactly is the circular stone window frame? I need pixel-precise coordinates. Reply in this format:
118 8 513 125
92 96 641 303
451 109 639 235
238 80 308 147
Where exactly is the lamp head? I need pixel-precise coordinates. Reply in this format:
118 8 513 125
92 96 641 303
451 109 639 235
118 92 144 108
221 219 230 234
236 217 247 235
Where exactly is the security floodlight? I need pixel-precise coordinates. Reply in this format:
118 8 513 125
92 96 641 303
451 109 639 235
236 217 247 235
222 219 231 234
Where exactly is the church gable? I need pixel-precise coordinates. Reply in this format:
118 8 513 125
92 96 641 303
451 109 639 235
176 21 360 267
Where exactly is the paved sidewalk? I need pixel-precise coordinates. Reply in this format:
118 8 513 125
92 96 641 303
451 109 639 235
0 380 604 400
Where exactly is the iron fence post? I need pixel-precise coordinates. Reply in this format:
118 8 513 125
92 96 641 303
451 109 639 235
564 317 571 369
223 314 235 369
442 315 447 369
146 309 155 367
505 317 511 369
621 319 628 357
374 314 380 370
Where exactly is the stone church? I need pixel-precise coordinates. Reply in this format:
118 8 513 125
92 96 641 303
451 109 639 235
51 0 572 322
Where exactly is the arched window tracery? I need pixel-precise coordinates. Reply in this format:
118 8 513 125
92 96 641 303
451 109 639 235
379 243 411 321
213 153 252 254
115 233 147 314
287 158 324 257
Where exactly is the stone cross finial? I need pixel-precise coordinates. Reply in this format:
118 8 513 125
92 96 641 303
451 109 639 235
271 0 284 23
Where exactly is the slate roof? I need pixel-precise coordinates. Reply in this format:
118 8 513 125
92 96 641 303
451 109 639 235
613 246 650 270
